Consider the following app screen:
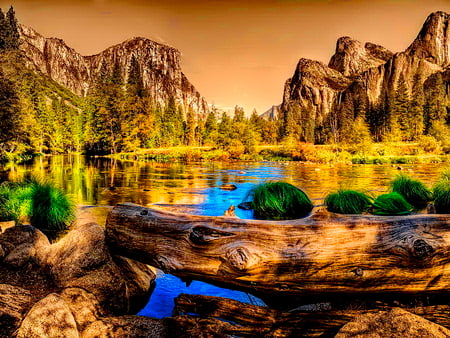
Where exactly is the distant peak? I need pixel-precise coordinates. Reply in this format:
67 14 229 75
406 11 450 66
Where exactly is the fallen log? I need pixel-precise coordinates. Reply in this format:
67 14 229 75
105 203 450 300
171 294 450 337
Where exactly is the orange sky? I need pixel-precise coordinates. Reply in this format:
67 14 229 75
4 0 450 114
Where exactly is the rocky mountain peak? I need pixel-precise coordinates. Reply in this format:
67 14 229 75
406 11 450 66
328 36 392 77
18 25 208 114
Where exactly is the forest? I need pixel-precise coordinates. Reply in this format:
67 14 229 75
0 6 449 163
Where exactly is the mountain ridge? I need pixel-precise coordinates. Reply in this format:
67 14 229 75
280 11 450 143
18 24 208 115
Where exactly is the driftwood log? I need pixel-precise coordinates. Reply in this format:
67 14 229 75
168 293 450 337
106 203 450 302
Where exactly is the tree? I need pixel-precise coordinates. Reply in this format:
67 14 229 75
424 73 447 132
390 74 410 141
0 70 21 153
409 73 425 140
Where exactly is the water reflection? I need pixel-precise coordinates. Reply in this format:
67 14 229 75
1 156 447 217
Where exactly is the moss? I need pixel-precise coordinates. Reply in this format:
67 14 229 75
325 189 372 214
247 182 313 220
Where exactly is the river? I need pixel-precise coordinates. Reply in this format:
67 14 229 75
1 155 448 317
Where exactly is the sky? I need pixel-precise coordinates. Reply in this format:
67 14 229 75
3 0 450 114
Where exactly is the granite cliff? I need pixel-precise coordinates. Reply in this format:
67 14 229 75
281 11 450 143
19 25 208 115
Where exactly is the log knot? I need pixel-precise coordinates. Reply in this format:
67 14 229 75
226 247 251 271
189 226 234 245
413 239 434 259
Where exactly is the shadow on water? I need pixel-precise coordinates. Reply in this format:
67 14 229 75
1 155 448 316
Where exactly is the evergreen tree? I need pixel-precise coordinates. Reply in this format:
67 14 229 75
5 7 19 50
127 55 144 97
0 70 21 153
409 73 425 140
424 73 447 132
390 74 410 141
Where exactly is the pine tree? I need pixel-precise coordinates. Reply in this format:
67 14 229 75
409 73 425 140
390 74 410 141
5 7 19 50
424 73 447 132
0 70 20 152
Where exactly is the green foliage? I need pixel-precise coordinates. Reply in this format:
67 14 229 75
0 181 32 222
247 182 313 220
29 180 75 241
433 167 450 214
372 192 413 215
433 180 450 214
390 174 431 209
325 189 372 214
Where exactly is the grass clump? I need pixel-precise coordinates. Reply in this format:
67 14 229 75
390 174 432 210
325 189 372 214
372 192 413 215
433 168 450 214
247 182 313 220
29 180 75 241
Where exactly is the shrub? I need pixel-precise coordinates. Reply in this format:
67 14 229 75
325 189 372 214
0 181 32 223
247 182 313 220
390 174 432 210
29 180 75 241
372 192 413 215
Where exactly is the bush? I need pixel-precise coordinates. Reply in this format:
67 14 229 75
390 174 432 210
0 181 32 223
29 180 75 241
325 189 372 214
247 182 313 220
372 192 413 215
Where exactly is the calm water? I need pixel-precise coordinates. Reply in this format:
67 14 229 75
1 155 448 316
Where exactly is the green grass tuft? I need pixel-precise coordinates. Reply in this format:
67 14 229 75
325 189 372 214
372 192 413 215
390 174 432 210
247 182 313 220
29 180 75 241
433 169 450 214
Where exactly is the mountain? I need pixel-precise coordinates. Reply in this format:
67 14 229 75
281 11 450 143
18 25 208 115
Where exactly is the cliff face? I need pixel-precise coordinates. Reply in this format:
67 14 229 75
19 25 208 115
281 11 450 143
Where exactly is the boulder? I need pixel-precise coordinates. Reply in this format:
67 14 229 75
82 316 166 338
59 288 103 333
113 255 156 313
0 225 50 260
336 307 450 338
17 293 79 338
0 284 32 337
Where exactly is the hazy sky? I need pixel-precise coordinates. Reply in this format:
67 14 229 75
3 0 450 113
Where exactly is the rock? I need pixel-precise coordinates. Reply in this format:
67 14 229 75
328 36 392 77
59 288 103 333
336 307 450 338
3 243 35 268
113 256 156 314
223 205 236 217
220 184 237 191
280 11 446 144
44 222 111 287
17 293 79 338
0 284 32 337
238 202 253 210
0 225 50 258
19 24 208 115
82 316 166 338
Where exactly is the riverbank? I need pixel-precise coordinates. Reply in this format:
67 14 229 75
108 142 450 164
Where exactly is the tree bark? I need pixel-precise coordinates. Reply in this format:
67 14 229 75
105 203 450 299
